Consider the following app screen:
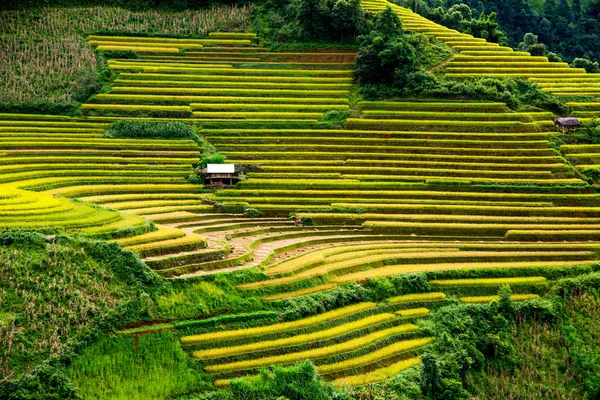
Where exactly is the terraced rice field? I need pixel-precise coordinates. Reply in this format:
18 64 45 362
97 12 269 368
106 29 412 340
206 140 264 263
561 143 600 173
3 20 600 388
180 301 434 386
361 0 600 118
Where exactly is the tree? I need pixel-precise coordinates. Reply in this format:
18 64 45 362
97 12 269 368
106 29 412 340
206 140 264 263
356 30 416 84
465 12 506 43
544 0 557 15
518 33 547 56
330 0 366 40
287 0 328 39
356 7 416 85
572 57 600 73
573 0 582 17
421 353 442 397
590 0 600 17
374 6 403 39
537 18 554 47
556 0 573 21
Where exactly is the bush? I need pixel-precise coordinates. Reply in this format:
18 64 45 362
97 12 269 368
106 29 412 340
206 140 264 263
0 101 79 115
98 49 139 59
547 52 562 62
243 208 264 218
280 283 366 321
316 109 350 128
104 120 193 139
200 153 226 169
229 360 334 400
583 168 600 183
571 57 600 73
575 118 600 144
517 33 547 56
0 364 80 400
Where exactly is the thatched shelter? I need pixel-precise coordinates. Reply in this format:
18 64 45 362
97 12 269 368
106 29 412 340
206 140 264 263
554 117 581 133
203 163 237 186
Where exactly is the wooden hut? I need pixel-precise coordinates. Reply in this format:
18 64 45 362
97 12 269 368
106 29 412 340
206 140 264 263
554 117 581 133
203 163 237 186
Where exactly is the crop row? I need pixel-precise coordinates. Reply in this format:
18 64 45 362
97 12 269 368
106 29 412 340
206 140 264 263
192 112 323 119
203 324 418 373
118 72 353 83
430 276 547 287
446 62 567 69
116 225 183 247
193 313 397 359
358 101 508 112
460 294 540 303
266 242 430 275
109 65 354 76
114 79 353 90
330 356 422 386
319 337 433 375
88 36 252 48
219 144 556 155
360 110 553 122
111 86 350 97
242 250 594 289
47 183 203 197
203 127 553 139
333 260 596 284
218 189 600 205
94 94 348 106
346 118 550 132
126 232 208 258
180 302 377 345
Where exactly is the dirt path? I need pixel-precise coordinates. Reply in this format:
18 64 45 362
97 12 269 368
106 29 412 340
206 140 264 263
176 232 376 278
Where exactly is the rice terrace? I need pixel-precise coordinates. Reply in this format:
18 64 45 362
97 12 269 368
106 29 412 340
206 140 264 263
2 0 600 399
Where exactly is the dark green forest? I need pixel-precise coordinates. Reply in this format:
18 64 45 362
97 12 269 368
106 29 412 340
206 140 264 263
399 0 600 64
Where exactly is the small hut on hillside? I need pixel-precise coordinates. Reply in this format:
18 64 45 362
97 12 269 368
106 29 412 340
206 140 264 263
203 163 237 186
554 117 581 133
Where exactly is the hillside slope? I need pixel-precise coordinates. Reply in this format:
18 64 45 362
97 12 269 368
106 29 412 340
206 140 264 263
1 1 600 398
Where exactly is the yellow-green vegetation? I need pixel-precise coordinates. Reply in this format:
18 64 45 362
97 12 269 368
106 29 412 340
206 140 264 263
180 302 376 345
460 294 541 303
331 356 422 386
203 324 418 373
4 0 600 396
192 313 397 359
430 276 548 287
387 292 447 304
318 338 433 375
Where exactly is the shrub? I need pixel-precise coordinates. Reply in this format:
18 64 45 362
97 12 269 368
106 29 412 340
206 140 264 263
104 119 193 139
229 361 334 400
571 57 600 73
200 153 226 169
583 168 600 183
244 208 264 218
97 49 139 59
547 52 562 62
574 118 600 144
517 33 547 56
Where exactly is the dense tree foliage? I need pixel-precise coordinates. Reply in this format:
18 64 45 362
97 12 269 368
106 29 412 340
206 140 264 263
398 0 600 63
356 9 567 115
253 0 370 42
356 8 416 85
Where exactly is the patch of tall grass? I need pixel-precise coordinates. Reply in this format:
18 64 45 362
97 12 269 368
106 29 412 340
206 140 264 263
69 330 207 400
